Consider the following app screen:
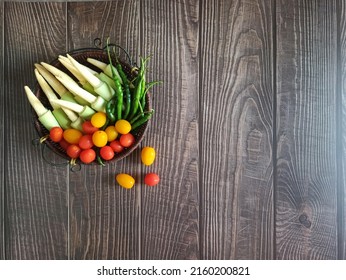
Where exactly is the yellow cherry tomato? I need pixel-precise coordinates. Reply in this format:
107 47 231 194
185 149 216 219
91 112 107 128
141 146 156 166
92 131 108 147
115 119 131 134
105 126 118 142
63 128 83 144
116 173 135 189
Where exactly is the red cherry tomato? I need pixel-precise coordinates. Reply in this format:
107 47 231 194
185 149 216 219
66 144 82 159
50 127 63 142
100 146 115 160
144 173 160 186
78 134 93 150
79 149 96 164
82 120 99 134
119 133 135 148
110 140 124 153
59 138 70 150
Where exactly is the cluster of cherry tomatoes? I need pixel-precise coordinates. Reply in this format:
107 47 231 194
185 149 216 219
116 146 159 188
49 111 160 188
49 112 136 164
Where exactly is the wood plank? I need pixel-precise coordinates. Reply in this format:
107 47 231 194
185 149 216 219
4 2 68 259
276 0 338 259
139 0 200 259
67 1 141 259
340 0 346 260
0 1 4 260
199 0 274 259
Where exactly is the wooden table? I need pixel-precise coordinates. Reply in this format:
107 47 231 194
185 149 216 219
0 0 345 260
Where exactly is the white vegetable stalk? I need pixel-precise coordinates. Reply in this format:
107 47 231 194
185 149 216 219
87 58 107 71
97 72 116 90
67 54 115 101
41 62 105 111
34 69 59 109
58 56 98 96
58 56 88 84
60 55 98 75
24 86 60 130
35 63 75 102
50 99 95 120
62 107 79 122
87 57 123 84
55 75 106 112
59 107 83 131
41 62 78 89
34 69 71 129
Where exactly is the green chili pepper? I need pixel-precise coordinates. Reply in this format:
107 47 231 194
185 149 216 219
106 98 116 123
106 43 123 120
128 56 154 121
130 110 144 125
97 155 105 166
129 75 142 120
131 110 154 131
116 61 131 119
101 118 110 131
114 78 123 120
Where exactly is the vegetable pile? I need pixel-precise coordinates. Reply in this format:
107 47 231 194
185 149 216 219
24 44 160 166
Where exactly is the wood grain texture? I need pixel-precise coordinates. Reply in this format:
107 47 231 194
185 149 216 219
3 2 68 259
139 0 200 259
67 1 142 259
276 0 338 259
0 1 4 260
199 0 274 259
2 0 344 261
340 0 346 260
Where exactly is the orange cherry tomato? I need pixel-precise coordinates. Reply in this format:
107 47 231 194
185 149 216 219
91 112 107 128
63 128 82 144
141 146 156 166
92 131 108 147
115 119 131 134
116 173 135 189
105 126 118 142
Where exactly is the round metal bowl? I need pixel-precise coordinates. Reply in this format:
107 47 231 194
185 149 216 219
33 49 150 165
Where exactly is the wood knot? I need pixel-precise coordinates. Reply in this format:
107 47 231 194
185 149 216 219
299 214 311 228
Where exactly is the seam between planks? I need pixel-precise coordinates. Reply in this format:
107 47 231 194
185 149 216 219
138 0 143 260
1 0 5 260
197 0 203 260
272 0 278 261
65 1 70 261
336 0 344 260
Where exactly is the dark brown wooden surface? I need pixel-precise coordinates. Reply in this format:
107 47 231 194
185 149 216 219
0 0 345 260
67 0 142 260
3 1 68 260
276 0 338 259
0 1 5 260
200 0 274 260
340 0 346 260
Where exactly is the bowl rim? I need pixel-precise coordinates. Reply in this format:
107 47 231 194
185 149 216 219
33 48 150 166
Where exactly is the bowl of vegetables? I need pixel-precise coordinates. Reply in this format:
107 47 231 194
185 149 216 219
25 45 158 166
